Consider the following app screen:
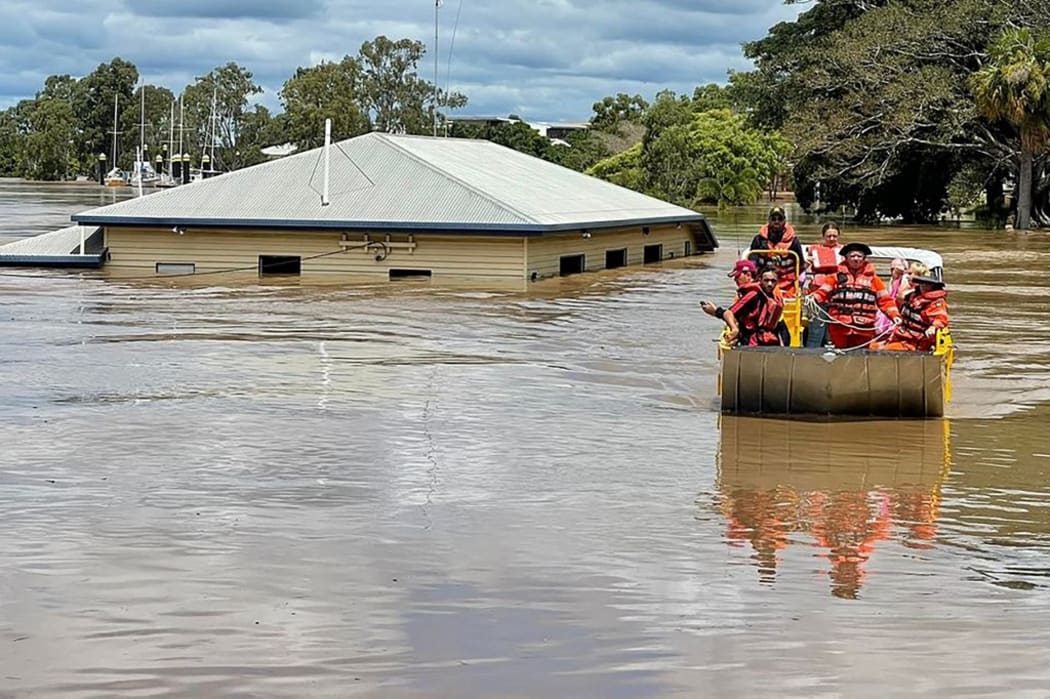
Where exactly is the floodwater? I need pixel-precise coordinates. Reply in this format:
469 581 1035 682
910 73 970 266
2 180 1050 697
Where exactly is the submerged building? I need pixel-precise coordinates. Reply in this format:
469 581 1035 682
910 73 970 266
72 133 718 285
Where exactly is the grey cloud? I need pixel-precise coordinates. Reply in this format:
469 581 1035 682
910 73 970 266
0 0 801 120
120 0 324 21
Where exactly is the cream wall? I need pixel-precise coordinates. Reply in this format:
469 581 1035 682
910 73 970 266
104 222 704 284
104 227 526 282
526 224 698 279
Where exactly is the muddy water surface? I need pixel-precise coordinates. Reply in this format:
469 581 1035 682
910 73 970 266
2 184 1050 697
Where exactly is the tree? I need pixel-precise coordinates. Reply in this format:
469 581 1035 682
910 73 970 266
590 93 649 132
74 58 139 172
18 91 77 180
971 28 1050 231
182 62 263 171
357 36 466 134
586 143 645 190
279 58 371 149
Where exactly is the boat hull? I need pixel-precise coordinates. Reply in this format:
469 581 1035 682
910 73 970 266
720 346 949 418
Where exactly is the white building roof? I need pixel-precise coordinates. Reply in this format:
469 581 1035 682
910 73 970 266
72 133 713 240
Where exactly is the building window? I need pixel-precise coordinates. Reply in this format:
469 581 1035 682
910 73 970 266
389 269 432 281
643 244 663 264
605 248 627 269
258 255 301 275
559 254 586 276
155 262 195 275
685 240 692 257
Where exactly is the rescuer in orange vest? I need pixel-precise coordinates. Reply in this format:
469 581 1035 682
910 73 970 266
869 276 949 352
810 242 900 350
748 206 805 294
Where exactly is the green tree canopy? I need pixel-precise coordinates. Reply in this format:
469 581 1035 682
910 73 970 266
971 27 1050 230
279 58 371 149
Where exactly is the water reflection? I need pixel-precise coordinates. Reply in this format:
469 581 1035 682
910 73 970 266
715 416 950 599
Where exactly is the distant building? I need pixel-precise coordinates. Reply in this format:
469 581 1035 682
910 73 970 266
72 133 717 286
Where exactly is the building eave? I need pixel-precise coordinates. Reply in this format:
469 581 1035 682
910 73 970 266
71 213 711 237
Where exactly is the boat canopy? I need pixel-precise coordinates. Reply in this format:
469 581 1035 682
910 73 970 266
745 245 945 279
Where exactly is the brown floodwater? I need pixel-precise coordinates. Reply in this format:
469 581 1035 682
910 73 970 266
3 181 1050 697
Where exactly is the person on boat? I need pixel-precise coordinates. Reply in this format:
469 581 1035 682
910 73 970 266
748 206 805 295
803 222 843 348
700 260 757 320
895 261 929 303
809 242 900 350
870 276 949 352
874 258 908 335
723 269 785 346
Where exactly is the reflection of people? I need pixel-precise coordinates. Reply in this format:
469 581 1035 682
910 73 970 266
749 206 804 293
809 242 900 349
715 416 950 598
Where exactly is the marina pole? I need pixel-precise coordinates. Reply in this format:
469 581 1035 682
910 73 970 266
433 0 440 136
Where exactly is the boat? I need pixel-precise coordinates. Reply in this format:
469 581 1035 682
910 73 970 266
104 167 128 187
128 86 159 188
717 245 955 418
104 94 128 187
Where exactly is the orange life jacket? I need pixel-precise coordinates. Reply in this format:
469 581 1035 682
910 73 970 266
757 224 800 289
895 289 948 350
808 244 841 289
826 262 881 327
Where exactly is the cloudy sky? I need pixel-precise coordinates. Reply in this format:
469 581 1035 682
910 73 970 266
0 0 802 121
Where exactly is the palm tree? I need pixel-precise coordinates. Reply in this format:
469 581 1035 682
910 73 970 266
971 28 1050 231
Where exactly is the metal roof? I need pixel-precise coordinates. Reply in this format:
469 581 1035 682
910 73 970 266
71 133 712 238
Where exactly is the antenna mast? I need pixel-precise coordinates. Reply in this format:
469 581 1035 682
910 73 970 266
433 0 440 136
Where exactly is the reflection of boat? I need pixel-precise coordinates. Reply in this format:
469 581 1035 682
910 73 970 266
715 416 951 599
719 246 955 418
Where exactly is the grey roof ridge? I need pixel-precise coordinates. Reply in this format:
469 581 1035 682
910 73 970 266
375 133 541 225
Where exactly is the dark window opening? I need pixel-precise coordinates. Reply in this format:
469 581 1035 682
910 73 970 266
258 255 301 275
685 240 692 256
643 244 663 264
560 254 586 276
605 248 627 269
389 268 433 281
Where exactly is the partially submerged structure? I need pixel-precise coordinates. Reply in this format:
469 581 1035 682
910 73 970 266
71 133 717 284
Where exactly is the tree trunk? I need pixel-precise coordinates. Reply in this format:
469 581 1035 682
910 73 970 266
985 173 1004 212
1017 142 1034 231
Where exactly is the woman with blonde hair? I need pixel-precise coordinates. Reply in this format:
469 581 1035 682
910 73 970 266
896 261 929 303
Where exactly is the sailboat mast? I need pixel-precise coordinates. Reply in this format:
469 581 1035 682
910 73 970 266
110 94 119 165
168 99 174 176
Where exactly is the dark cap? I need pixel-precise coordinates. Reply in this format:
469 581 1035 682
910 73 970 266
728 259 758 277
911 275 945 289
840 242 872 257
768 206 786 220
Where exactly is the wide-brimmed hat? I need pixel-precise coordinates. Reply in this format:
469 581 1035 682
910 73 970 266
911 275 946 288
839 242 872 257
728 259 757 277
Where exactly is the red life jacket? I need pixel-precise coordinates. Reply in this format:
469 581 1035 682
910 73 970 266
757 224 800 288
827 263 880 327
808 244 841 289
896 289 948 350
733 283 784 345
